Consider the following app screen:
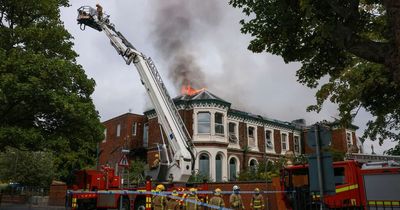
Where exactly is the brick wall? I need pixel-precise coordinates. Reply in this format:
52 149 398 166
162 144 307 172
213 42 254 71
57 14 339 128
99 113 145 166
238 122 247 150
274 129 281 154
257 126 265 152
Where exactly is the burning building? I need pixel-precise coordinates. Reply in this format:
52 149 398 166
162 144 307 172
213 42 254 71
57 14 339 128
99 87 360 182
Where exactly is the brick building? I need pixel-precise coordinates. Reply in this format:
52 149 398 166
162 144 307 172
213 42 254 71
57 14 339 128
99 113 146 168
99 89 360 182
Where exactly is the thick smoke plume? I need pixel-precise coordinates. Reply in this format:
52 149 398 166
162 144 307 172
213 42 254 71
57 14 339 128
151 1 221 90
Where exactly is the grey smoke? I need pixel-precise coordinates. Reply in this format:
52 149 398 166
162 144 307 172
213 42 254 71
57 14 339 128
151 0 222 90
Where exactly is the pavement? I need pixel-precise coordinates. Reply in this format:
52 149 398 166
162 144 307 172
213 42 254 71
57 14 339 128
0 203 65 210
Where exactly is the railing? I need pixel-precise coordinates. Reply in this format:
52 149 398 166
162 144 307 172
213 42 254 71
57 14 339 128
145 57 193 149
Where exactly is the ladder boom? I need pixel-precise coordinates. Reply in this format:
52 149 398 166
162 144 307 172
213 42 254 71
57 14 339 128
77 6 195 182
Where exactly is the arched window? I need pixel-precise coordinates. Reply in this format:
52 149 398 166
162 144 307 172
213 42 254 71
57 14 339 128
215 154 223 182
199 153 210 178
249 159 258 172
229 158 237 181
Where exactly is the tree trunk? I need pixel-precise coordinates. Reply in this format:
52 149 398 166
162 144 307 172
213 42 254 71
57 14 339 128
383 0 400 82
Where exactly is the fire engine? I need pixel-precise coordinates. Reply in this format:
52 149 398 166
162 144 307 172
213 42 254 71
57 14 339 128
281 160 400 209
65 5 208 210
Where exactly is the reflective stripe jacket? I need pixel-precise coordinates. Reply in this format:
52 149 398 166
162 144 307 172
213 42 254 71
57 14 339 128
209 196 225 208
229 194 245 210
250 194 265 209
153 195 166 210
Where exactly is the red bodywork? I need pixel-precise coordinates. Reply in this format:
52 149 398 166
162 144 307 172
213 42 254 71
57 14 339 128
281 160 400 209
67 167 209 210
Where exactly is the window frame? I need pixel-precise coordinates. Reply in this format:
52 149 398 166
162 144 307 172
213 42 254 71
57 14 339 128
197 112 211 134
294 135 300 153
132 122 137 136
116 124 121 137
228 122 238 143
281 133 288 152
214 112 224 136
102 128 107 143
265 129 274 150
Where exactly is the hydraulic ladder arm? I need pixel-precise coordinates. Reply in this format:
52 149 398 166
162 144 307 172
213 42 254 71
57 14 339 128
76 6 195 182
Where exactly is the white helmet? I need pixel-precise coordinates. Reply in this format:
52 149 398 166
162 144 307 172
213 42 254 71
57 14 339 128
233 185 240 191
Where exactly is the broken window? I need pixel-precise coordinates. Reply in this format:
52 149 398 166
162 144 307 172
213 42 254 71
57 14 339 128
197 112 211 134
229 122 238 143
248 126 255 138
215 112 224 135
248 126 256 148
265 130 273 149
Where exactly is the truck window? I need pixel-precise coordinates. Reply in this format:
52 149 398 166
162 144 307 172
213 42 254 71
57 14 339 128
334 167 346 186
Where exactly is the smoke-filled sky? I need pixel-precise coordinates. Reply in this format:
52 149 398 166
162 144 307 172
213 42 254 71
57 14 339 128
60 0 395 154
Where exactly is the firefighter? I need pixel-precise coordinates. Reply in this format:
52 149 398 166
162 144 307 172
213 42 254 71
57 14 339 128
250 188 265 209
208 188 225 209
229 185 244 210
153 184 167 210
166 190 181 210
95 4 103 19
152 153 160 169
184 188 200 210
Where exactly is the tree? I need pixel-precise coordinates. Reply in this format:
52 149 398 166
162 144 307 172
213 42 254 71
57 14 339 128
128 159 146 185
0 147 55 188
0 1 104 182
229 0 400 148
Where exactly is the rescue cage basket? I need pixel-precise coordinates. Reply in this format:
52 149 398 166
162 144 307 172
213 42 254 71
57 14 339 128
77 6 102 31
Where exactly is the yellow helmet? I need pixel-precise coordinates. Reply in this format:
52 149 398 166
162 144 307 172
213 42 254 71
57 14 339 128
156 184 165 191
214 188 222 195
189 188 197 194
171 189 178 196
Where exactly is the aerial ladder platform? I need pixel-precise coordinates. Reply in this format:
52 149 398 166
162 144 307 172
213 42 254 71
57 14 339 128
76 5 196 183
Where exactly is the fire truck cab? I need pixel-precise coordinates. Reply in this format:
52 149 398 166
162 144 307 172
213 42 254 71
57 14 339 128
281 160 400 209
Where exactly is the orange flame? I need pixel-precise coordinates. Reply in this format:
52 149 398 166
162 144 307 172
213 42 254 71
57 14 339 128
181 84 206 96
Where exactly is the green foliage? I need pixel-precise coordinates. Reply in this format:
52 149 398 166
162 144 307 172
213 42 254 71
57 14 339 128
229 0 400 146
128 159 146 185
238 158 285 181
188 170 211 183
385 144 400 156
0 1 104 183
293 154 308 165
0 147 55 188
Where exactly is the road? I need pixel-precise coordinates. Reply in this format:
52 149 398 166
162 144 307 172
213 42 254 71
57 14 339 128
0 203 65 210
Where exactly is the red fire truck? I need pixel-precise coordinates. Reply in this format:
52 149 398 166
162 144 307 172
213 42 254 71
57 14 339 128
66 166 208 210
281 160 400 209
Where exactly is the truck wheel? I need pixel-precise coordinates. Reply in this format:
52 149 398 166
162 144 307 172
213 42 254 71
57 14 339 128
134 197 146 210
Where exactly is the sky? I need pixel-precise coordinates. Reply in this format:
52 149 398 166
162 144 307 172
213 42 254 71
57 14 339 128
60 0 395 154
